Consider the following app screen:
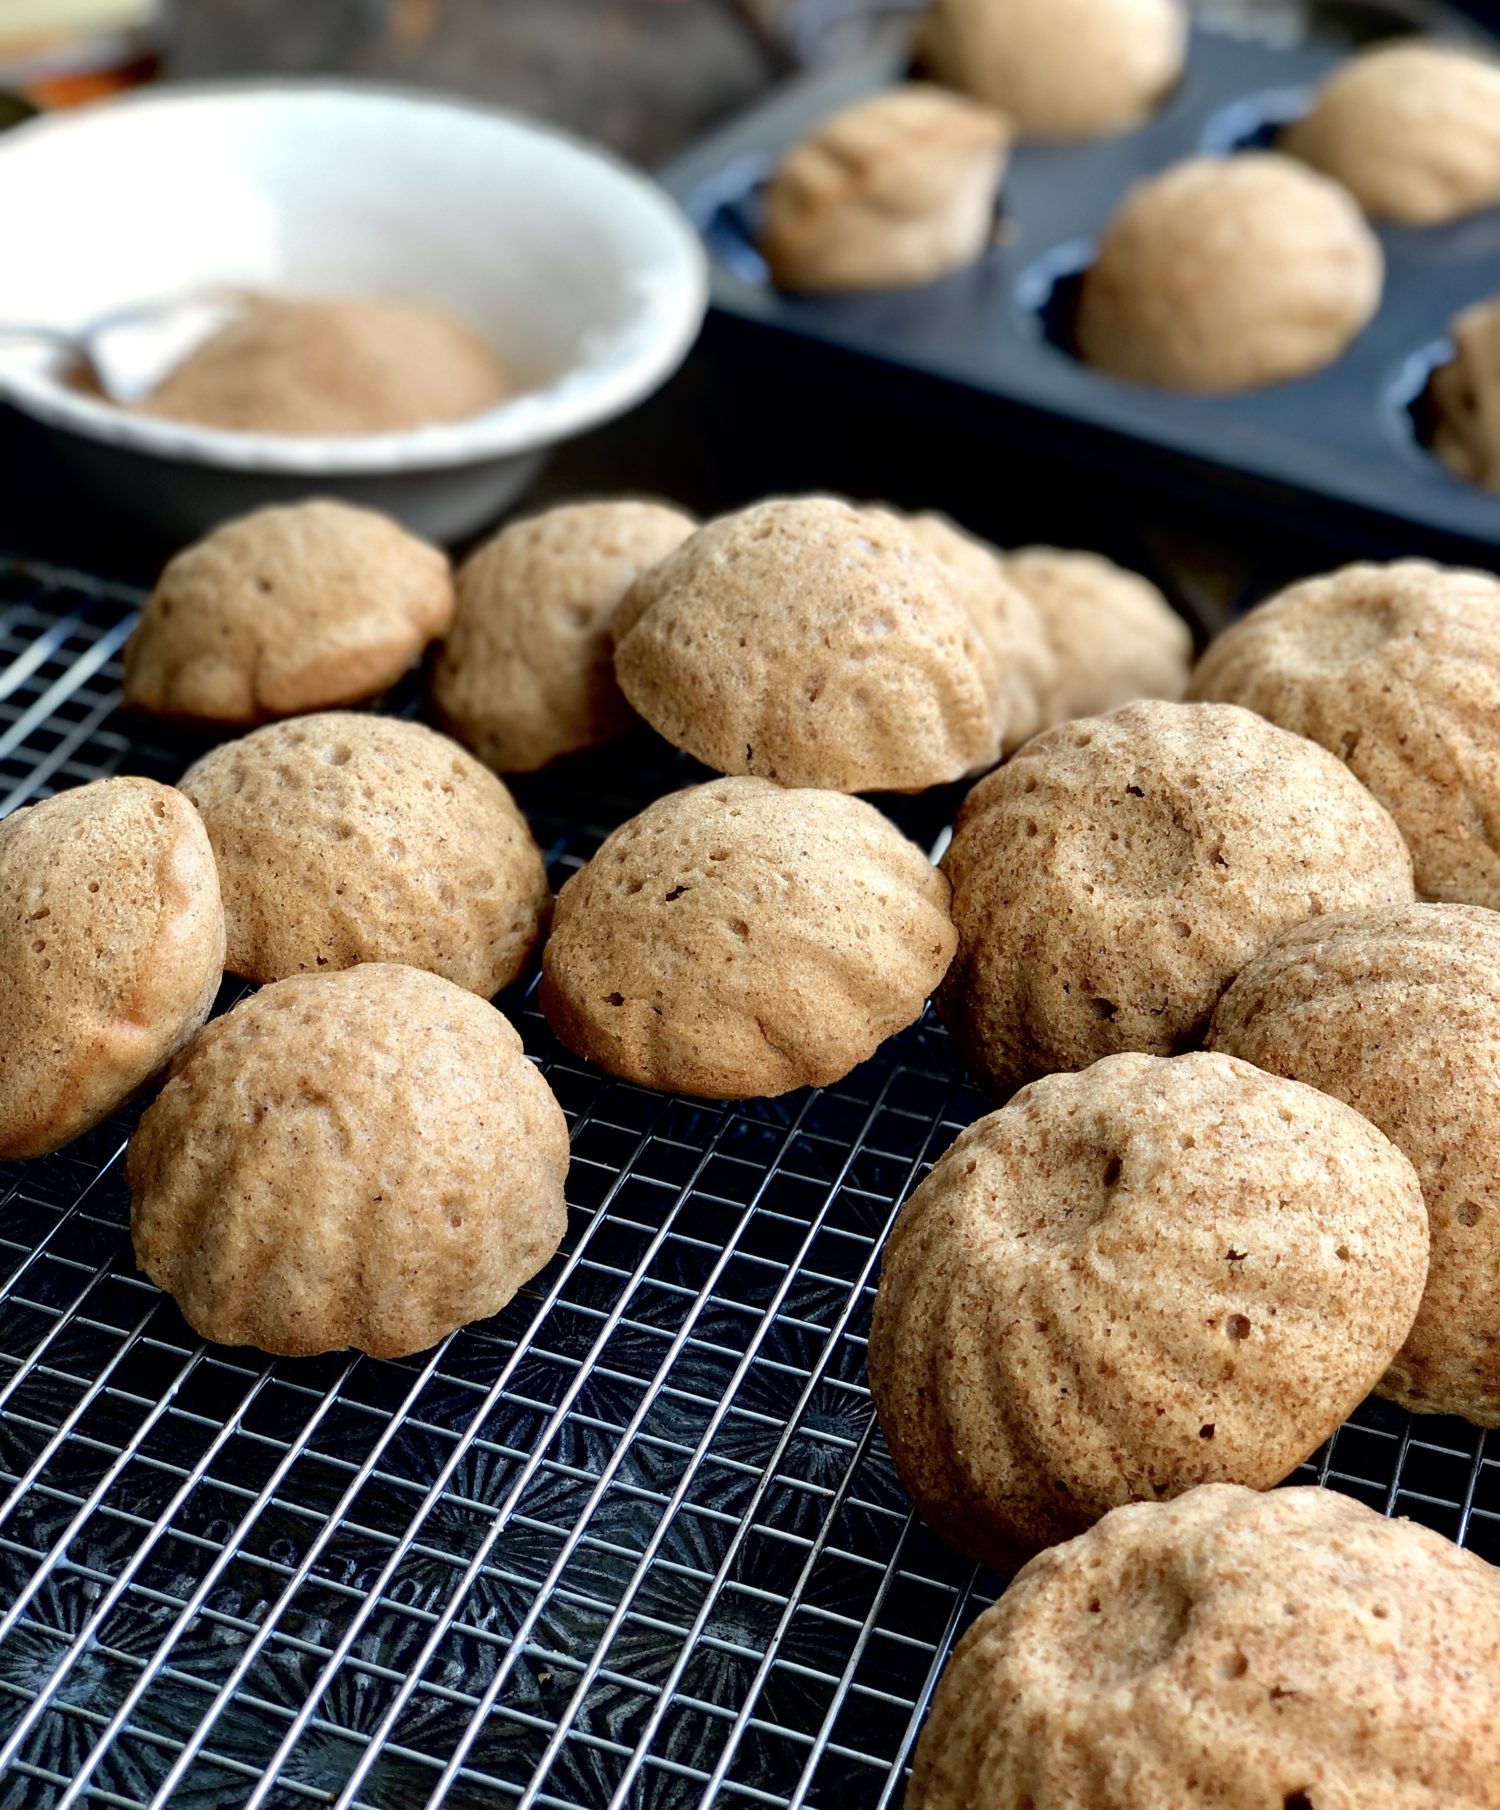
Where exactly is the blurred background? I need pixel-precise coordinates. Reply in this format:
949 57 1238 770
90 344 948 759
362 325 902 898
0 0 1347 163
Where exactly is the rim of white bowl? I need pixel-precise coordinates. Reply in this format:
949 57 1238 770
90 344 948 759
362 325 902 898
0 79 709 474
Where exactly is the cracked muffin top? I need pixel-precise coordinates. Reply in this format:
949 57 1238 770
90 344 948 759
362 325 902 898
539 776 956 1098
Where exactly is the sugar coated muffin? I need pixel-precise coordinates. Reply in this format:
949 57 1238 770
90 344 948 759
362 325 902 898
904 512 1056 749
180 713 549 996
1188 560 1500 907
613 497 1004 792
140 294 511 436
1075 154 1384 393
937 700 1414 1095
122 499 454 726
431 500 695 774
0 779 224 1160
1002 546 1192 723
1212 902 1500 1426
906 1484 1500 1810
540 777 956 1097
1282 40 1500 225
1429 293 1500 494
869 1052 1427 1568
759 84 1011 293
916 0 1187 140
129 964 569 1357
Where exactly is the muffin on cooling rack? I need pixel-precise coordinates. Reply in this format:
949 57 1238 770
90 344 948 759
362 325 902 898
0 778 224 1160
1212 902 1500 1428
1075 154 1384 393
903 512 1056 751
1282 40 1500 225
905 1484 1500 1810
612 496 1004 792
180 712 550 997
121 499 454 726
758 84 1012 294
936 699 1413 1096
916 0 1188 140
539 776 956 1098
1002 546 1192 724
868 1052 1427 1568
129 963 569 1358
1188 561 1500 907
431 499 696 774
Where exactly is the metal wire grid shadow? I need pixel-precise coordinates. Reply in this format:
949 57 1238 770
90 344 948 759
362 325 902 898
0 557 1494 1810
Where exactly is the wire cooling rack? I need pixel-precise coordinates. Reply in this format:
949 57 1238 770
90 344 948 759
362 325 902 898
0 556 1496 1810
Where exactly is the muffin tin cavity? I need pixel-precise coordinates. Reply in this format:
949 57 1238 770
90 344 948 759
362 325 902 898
666 2 1500 559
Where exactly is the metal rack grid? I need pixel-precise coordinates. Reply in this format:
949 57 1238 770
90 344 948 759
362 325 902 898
0 556 1495 1810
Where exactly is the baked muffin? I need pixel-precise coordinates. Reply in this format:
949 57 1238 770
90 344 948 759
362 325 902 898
870 1052 1427 1569
1430 293 1500 493
431 500 696 774
1212 903 1500 1426
122 499 454 726
1188 561 1500 907
907 1483 1500 1810
129 964 568 1357
0 779 224 1161
1002 546 1192 724
540 777 956 1097
905 512 1056 750
759 84 1011 294
613 497 1004 792
140 294 511 436
916 0 1188 140
180 713 549 996
1282 40 1500 225
937 700 1414 1096
1075 154 1384 393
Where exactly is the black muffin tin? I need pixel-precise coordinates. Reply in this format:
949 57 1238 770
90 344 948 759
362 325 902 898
662 5 1500 563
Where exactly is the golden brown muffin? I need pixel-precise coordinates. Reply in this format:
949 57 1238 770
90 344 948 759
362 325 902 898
0 779 224 1160
906 1484 1500 1810
129 964 568 1358
431 500 696 774
870 1052 1427 1569
122 499 454 727
904 512 1056 749
937 700 1414 1096
916 0 1187 140
613 497 1004 792
759 84 1011 294
1430 293 1500 493
1075 154 1384 393
1211 903 1500 1427
1003 546 1192 723
179 713 549 996
1282 41 1500 225
1188 560 1500 907
139 294 511 437
540 777 955 1097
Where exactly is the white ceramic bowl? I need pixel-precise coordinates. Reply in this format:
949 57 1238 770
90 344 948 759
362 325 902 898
0 82 708 543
